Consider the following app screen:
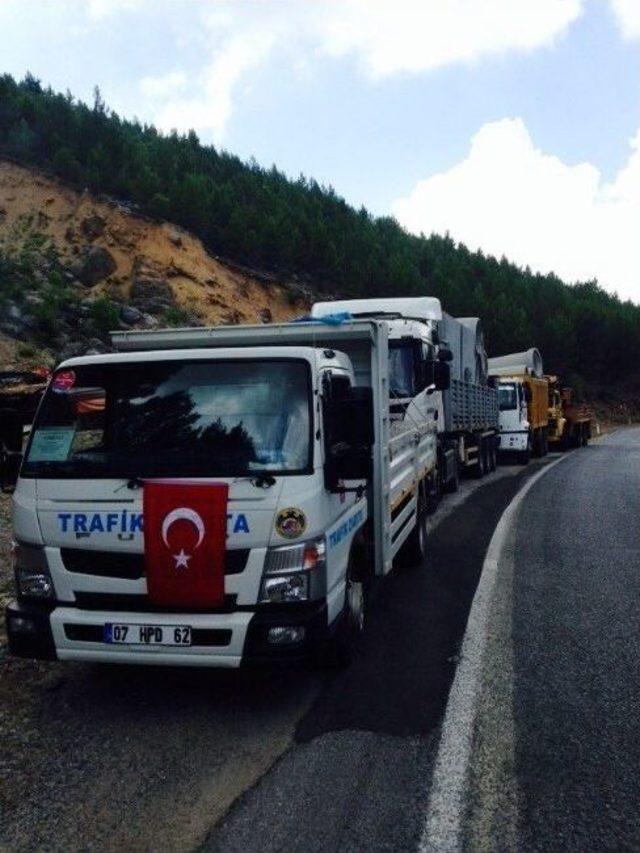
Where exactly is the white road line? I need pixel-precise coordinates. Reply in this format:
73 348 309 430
419 456 567 853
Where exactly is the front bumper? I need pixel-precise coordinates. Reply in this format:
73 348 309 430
498 430 529 452
5 599 333 668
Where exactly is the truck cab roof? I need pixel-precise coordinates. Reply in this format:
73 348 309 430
58 345 353 374
311 296 443 323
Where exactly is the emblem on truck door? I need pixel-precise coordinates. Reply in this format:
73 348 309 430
275 508 307 539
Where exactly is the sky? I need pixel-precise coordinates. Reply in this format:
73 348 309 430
0 0 639 301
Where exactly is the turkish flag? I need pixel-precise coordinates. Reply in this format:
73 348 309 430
143 481 228 608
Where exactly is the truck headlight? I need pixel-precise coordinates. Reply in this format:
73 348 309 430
259 538 325 604
13 542 54 600
260 573 309 604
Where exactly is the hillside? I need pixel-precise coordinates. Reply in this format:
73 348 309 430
0 73 639 395
0 159 308 364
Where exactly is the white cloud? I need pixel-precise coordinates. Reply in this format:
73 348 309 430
609 0 640 38
139 71 187 100
152 29 276 142
392 118 640 301
29 1 634 148
86 0 143 21
314 0 582 78
133 0 586 141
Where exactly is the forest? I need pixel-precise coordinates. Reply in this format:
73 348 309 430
0 72 638 391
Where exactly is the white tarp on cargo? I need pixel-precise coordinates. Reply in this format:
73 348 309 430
438 314 488 385
488 348 543 378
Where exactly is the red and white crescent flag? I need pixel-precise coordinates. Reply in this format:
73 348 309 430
143 481 228 608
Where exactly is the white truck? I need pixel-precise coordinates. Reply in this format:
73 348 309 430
313 301 499 493
493 378 531 462
488 349 547 464
3 300 447 668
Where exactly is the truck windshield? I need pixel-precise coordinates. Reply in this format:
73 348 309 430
23 359 312 479
498 384 518 411
389 343 415 397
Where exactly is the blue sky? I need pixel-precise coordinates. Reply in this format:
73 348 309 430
1 0 639 300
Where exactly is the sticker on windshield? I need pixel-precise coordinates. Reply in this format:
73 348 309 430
29 428 75 462
52 370 76 391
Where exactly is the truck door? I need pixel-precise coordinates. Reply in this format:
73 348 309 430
320 370 368 623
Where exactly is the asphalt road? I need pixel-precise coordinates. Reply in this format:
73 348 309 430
464 428 640 851
0 459 537 851
2 432 634 852
204 461 556 853
513 428 640 849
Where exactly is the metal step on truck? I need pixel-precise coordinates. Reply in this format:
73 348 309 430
3 300 448 668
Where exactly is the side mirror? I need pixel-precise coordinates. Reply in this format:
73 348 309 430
434 362 450 391
438 346 453 362
416 359 435 392
324 387 374 489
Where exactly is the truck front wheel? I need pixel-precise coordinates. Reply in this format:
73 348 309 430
488 438 497 472
518 437 531 465
316 552 367 668
443 456 459 493
472 440 486 479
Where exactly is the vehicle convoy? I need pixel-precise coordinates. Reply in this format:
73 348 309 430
546 376 593 448
3 299 450 668
488 349 550 462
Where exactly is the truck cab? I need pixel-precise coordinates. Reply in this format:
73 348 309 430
5 343 375 666
495 378 531 462
311 297 445 504
489 349 549 462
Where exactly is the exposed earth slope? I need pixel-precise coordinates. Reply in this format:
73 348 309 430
0 158 309 365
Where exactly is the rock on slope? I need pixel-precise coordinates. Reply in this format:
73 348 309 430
0 159 309 349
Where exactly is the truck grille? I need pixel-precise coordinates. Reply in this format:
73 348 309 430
72 592 237 613
61 548 249 578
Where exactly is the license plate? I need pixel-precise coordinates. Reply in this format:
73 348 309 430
103 623 192 646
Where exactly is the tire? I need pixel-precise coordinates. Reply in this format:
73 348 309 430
580 424 588 447
425 471 441 515
533 428 542 458
397 484 428 568
472 440 485 479
443 455 459 493
316 551 366 668
518 436 532 465
488 438 497 472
